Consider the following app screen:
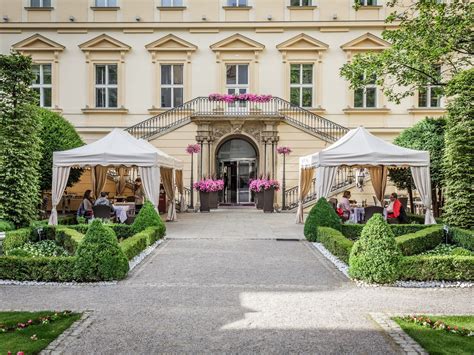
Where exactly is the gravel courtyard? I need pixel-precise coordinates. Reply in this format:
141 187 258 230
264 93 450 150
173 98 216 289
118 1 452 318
1 210 473 353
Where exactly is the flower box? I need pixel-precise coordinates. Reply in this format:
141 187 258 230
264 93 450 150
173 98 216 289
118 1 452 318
256 191 264 209
210 191 218 209
199 191 210 213
263 188 275 213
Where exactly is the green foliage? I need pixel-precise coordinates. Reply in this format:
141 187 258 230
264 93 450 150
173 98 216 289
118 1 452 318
420 244 472 257
0 52 42 227
3 229 31 253
120 226 165 260
399 255 474 281
450 227 474 251
316 227 354 263
74 220 129 281
0 220 14 232
131 201 166 235
8 240 68 258
349 214 402 284
395 225 444 256
443 69 474 229
58 215 79 226
109 224 135 239
0 256 77 282
341 223 430 240
55 228 84 255
35 108 85 191
304 198 341 242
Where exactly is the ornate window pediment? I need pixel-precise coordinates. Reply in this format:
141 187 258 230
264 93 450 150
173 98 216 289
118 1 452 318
210 34 265 52
340 33 390 52
277 34 328 52
79 34 131 52
145 34 197 53
12 34 65 52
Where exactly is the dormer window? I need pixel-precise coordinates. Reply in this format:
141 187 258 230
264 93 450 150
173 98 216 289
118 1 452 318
95 0 117 7
30 0 51 7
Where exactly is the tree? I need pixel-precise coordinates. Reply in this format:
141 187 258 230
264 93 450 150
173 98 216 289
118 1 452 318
35 108 85 191
0 52 42 227
443 69 474 229
388 118 446 216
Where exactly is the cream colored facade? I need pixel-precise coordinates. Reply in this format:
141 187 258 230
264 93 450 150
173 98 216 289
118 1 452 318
0 0 445 208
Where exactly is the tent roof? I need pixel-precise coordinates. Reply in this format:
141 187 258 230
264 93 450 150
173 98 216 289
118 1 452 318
53 129 175 168
300 126 430 168
137 139 184 170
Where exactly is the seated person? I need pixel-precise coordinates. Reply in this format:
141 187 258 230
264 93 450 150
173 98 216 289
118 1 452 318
94 192 115 212
386 192 407 223
337 190 351 221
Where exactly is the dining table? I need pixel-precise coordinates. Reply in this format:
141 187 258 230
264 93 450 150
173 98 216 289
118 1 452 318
349 207 365 223
113 204 132 223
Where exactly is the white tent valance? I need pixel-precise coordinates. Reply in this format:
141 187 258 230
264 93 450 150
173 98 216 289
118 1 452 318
296 127 436 225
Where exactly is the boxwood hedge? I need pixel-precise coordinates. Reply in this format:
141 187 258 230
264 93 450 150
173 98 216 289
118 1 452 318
450 227 474 251
395 225 444 256
0 256 77 282
399 255 474 281
316 227 354 263
304 198 341 242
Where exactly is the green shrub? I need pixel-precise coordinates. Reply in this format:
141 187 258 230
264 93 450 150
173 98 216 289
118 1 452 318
0 256 76 282
55 228 85 255
395 225 444 256
340 224 364 240
109 224 134 239
3 229 31 253
304 198 341 242
316 227 354 263
58 215 78 226
67 224 90 235
7 249 32 257
349 214 402 284
131 201 166 235
0 220 14 232
399 255 474 281
74 220 129 281
7 240 68 258
406 213 443 225
450 227 474 251
120 226 165 260
341 224 430 240
451 247 473 257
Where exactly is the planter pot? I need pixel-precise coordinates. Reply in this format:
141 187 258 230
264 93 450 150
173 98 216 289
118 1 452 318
263 188 275 213
209 191 218 209
256 191 264 209
199 191 210 213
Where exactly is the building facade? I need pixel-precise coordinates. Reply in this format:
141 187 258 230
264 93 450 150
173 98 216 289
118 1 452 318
0 0 445 208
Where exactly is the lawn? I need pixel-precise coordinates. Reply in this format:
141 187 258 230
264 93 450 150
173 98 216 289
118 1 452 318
0 311 81 354
393 315 474 355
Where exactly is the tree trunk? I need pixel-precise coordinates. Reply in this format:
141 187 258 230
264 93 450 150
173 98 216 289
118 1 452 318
407 185 414 214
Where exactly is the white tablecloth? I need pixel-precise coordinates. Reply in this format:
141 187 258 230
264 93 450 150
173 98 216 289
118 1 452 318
113 205 130 223
349 207 365 223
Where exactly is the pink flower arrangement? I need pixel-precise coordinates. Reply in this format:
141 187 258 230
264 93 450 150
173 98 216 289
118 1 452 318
277 146 292 155
193 178 224 192
208 93 273 103
249 178 280 192
185 143 201 154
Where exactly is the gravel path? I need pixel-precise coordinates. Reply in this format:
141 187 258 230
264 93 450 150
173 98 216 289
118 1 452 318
1 210 472 353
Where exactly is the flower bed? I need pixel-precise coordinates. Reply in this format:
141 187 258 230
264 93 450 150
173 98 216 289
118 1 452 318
249 178 280 192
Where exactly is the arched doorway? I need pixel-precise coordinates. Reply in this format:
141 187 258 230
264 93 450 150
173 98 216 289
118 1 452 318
216 137 258 205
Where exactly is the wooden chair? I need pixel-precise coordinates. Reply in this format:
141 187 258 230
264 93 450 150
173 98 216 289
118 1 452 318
364 206 384 222
92 205 113 221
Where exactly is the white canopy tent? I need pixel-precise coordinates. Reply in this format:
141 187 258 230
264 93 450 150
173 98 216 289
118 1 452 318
48 129 183 225
297 126 436 225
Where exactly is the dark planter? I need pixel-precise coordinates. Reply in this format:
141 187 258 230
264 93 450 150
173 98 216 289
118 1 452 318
199 191 210 213
263 188 275 213
209 191 218 209
256 191 264 209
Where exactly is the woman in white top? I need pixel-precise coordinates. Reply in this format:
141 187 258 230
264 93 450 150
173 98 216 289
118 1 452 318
338 190 351 221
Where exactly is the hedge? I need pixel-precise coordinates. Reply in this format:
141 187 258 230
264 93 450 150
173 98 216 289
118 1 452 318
0 256 77 282
3 229 31 253
399 255 474 281
450 227 474 251
67 224 134 239
0 220 15 232
57 215 78 226
341 224 431 240
316 227 354 263
304 198 341 242
406 213 443 225
131 201 166 235
395 225 443 256
55 228 85 255
120 226 165 260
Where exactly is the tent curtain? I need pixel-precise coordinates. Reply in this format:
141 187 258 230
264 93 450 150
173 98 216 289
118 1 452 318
296 168 315 224
116 166 128 195
48 166 71 225
139 166 161 210
161 167 177 221
175 169 186 212
411 166 436 224
91 165 108 199
316 166 338 200
369 166 388 205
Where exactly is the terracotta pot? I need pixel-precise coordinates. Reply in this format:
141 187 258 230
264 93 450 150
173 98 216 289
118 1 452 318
263 188 274 213
209 191 218 209
256 191 264 209
199 191 210 212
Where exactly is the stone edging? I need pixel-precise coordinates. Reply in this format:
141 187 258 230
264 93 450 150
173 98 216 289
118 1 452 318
40 310 94 354
370 312 428 355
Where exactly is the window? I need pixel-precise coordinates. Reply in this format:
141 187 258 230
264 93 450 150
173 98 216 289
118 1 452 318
356 0 378 6
226 64 248 108
161 64 184 108
95 64 118 108
354 73 377 108
30 0 51 7
290 0 312 6
290 64 313 108
31 64 52 108
161 0 183 6
95 0 117 7
418 66 442 108
227 0 248 7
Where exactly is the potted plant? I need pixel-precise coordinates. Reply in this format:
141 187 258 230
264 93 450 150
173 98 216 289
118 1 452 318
193 179 215 213
209 178 224 209
250 178 264 209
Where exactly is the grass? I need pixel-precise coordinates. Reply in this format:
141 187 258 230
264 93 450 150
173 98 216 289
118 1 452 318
0 311 81 354
393 315 474 355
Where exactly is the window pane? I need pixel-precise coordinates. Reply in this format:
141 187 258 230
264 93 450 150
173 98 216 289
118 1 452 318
43 64 52 84
173 88 183 107
290 87 300 106
302 0 311 6
108 65 117 84
96 65 106 85
173 65 183 85
238 0 247 5
430 87 442 107
43 0 51 6
238 65 248 85
96 0 107 6
302 64 313 84
161 88 171 107
32 65 41 85
290 65 300 84
107 0 117 6
162 0 172 5
302 87 312 107
226 65 236 85
173 0 183 5
291 0 300 5
354 89 364 107
238 88 247 94
366 88 376 107
418 88 427 107
96 88 106 107
227 88 236 95
108 88 117 107
367 0 377 6
31 0 41 7
43 88 52 107
228 0 237 6
161 65 171 85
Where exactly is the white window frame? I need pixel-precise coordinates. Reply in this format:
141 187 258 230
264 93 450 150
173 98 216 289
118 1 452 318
290 63 313 108
161 0 183 6
357 0 378 6
160 64 184 108
30 0 51 7
290 0 312 6
227 0 248 7
225 64 249 109
95 0 117 7
95 64 118 108
31 64 52 108
354 73 377 108
418 66 442 108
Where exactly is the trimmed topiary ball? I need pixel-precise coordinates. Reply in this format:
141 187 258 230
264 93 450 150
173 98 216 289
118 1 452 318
131 201 166 235
349 214 402 284
74 219 129 281
304 197 341 242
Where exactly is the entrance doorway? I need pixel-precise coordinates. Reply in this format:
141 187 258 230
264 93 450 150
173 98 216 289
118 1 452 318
216 138 258 205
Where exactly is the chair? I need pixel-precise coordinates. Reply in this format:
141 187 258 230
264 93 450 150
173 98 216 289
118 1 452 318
126 196 135 202
92 205 113 221
328 198 338 209
364 206 384 222
398 197 408 209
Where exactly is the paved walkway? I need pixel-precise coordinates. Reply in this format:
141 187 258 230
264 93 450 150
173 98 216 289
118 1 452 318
1 210 473 353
